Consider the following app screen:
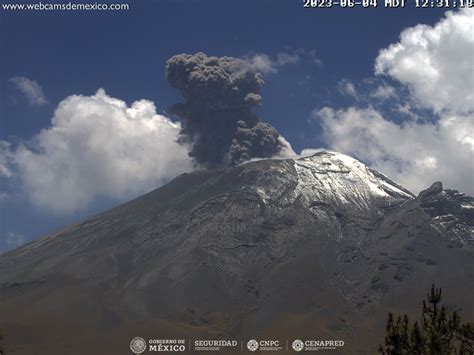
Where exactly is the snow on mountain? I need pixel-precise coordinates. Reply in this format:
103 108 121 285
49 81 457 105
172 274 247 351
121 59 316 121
250 151 414 214
295 151 413 206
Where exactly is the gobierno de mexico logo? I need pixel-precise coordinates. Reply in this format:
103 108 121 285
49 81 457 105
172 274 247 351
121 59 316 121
130 337 147 354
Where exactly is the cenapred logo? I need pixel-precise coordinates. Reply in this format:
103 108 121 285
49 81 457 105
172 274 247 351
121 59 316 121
130 337 147 354
291 339 345 352
247 339 259 351
292 339 304 352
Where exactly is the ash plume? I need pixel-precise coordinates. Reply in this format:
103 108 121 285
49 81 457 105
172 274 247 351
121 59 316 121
165 52 286 168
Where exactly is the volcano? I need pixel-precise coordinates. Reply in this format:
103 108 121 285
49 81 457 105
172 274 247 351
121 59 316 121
0 151 473 354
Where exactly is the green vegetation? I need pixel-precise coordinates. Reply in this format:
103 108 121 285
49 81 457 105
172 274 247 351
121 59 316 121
379 285 473 355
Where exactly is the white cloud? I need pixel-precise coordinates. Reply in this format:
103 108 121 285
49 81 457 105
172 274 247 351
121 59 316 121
338 78 399 103
246 49 321 74
313 106 473 195
276 52 300 66
375 8 474 114
5 232 26 249
247 54 279 74
338 79 359 99
6 89 193 213
395 103 419 119
370 84 397 100
9 76 48 106
0 141 13 178
311 9 474 195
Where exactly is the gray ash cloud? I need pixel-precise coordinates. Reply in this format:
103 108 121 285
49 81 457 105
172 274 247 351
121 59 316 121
165 52 286 168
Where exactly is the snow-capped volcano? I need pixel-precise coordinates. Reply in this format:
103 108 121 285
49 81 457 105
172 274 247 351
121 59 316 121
292 151 413 208
0 151 472 354
238 151 413 212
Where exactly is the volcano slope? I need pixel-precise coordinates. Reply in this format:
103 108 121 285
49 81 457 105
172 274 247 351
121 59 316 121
0 151 473 354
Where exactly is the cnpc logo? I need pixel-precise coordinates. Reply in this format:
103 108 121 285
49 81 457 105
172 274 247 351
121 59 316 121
247 339 281 351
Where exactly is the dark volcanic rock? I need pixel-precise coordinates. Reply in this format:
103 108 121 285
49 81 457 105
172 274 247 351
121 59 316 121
0 151 472 354
418 181 474 248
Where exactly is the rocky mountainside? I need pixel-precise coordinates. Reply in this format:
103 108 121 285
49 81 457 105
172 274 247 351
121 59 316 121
0 151 473 354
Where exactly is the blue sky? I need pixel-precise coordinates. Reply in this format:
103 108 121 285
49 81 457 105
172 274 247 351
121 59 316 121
1 1 473 251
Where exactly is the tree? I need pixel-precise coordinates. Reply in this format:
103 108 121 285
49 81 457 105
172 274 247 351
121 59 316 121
379 284 474 354
0 328 4 355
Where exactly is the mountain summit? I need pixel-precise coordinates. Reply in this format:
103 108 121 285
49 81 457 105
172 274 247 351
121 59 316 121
0 151 472 354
